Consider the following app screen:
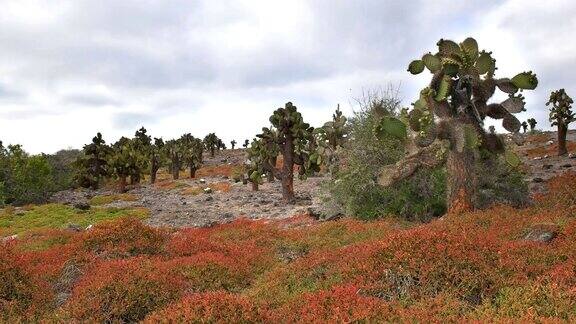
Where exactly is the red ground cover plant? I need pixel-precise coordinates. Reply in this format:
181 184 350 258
77 216 168 258
144 291 267 323
1 172 576 322
0 243 53 321
66 257 186 322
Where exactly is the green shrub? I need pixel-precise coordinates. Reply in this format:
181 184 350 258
324 89 446 221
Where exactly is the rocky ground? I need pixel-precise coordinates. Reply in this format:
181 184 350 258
50 131 576 229
51 149 329 228
512 130 576 194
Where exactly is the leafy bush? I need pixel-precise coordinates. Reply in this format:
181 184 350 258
0 144 55 205
45 149 81 192
325 89 446 220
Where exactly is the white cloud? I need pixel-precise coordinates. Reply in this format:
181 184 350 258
0 0 573 153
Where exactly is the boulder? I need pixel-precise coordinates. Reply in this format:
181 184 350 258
67 224 83 232
203 187 213 194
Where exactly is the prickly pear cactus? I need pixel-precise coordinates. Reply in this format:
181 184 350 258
264 102 320 202
315 105 348 176
527 118 537 131
377 37 538 213
547 89 574 155
74 132 112 190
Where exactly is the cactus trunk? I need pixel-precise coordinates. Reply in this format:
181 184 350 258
210 148 215 157
446 149 476 214
558 123 568 156
281 134 296 203
189 166 196 178
150 159 158 184
118 175 127 193
172 163 179 180
251 182 259 191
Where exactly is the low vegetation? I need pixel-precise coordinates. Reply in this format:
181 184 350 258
0 172 574 322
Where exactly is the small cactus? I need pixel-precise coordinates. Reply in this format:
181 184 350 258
230 140 237 150
521 121 528 133
527 118 537 131
547 89 574 156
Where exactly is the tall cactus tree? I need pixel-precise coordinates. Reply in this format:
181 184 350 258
378 37 538 214
230 140 237 150
260 102 321 203
315 104 348 176
74 132 112 189
527 118 537 131
110 137 144 193
243 139 249 148
131 127 152 184
203 133 219 157
181 133 203 178
149 137 164 184
547 89 574 156
164 139 183 180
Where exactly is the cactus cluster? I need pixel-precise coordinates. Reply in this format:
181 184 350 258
378 37 538 213
109 136 148 192
180 133 204 178
547 89 574 155
203 133 220 157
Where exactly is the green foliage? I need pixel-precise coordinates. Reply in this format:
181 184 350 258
0 203 148 236
45 149 81 192
0 144 55 205
164 139 184 179
325 90 446 221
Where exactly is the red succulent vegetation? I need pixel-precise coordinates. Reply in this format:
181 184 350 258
1 173 576 322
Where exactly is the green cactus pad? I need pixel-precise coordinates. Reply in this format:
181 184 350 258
408 60 425 74
511 71 538 90
435 76 452 101
495 78 518 94
443 63 459 77
460 37 479 61
375 116 407 140
422 53 441 73
504 150 521 168
475 51 493 75
437 39 461 56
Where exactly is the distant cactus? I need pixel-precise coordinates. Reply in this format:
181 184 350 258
217 138 226 150
149 137 164 184
180 133 203 178
203 133 219 157
74 132 112 190
110 137 146 193
379 37 537 213
527 118 537 131
521 121 528 133
315 104 348 176
243 139 249 148
131 127 152 184
547 89 574 155
259 102 320 203
230 140 237 150
164 139 183 180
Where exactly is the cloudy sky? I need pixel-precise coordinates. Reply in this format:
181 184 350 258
0 0 574 154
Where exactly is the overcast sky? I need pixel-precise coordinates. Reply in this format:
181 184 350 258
0 0 574 154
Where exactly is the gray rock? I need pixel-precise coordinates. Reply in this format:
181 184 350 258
203 187 213 194
532 177 544 183
561 163 572 168
524 224 559 243
199 179 207 184
73 202 91 210
542 164 553 170
205 196 214 202
67 224 83 232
